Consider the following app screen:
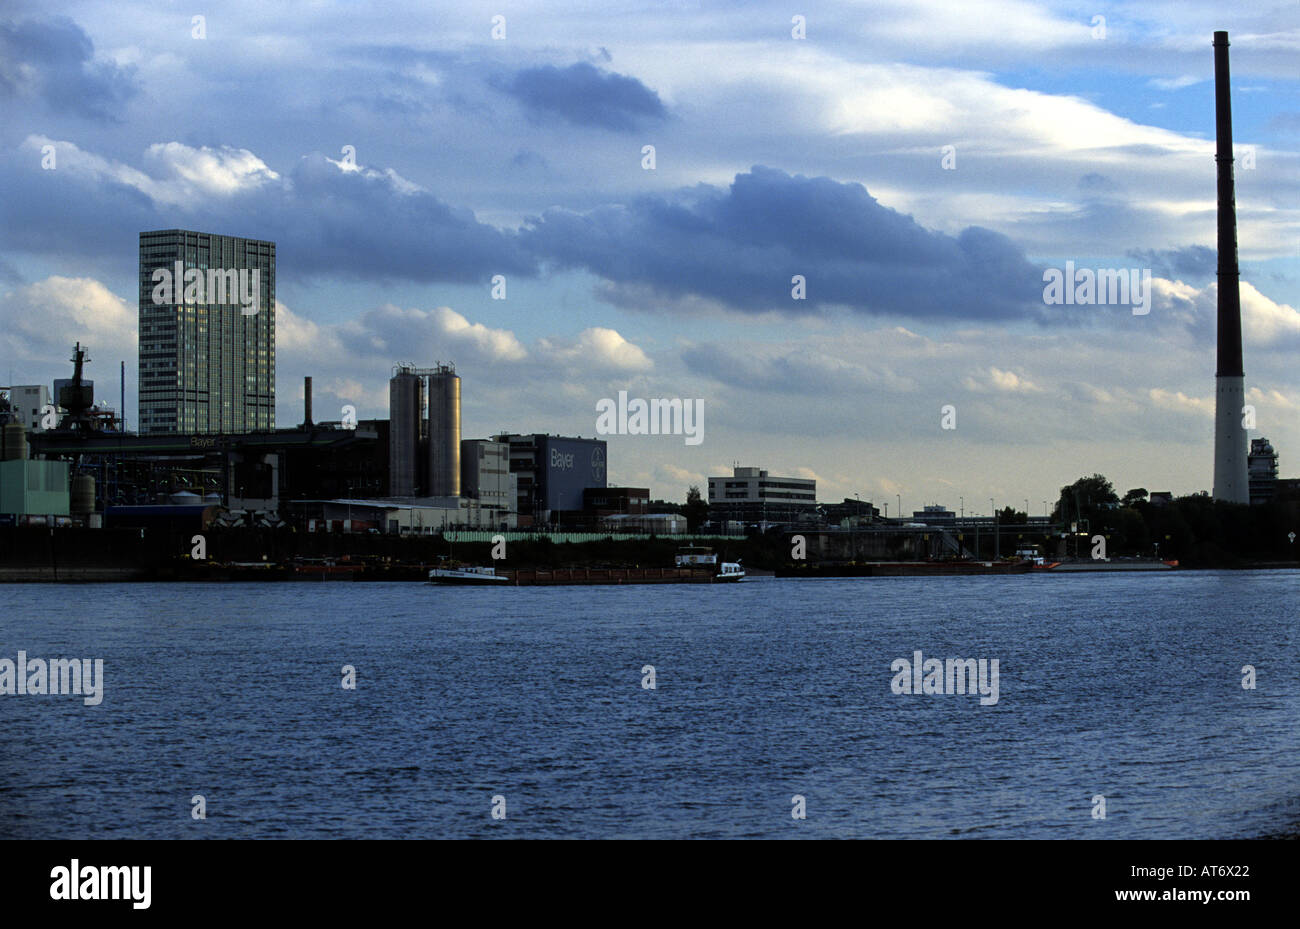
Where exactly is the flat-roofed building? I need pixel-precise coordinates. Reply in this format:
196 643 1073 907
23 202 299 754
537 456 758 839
707 466 816 524
461 439 516 513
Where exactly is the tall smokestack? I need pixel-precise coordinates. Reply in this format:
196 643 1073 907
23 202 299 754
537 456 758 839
1212 30 1248 503
303 376 313 428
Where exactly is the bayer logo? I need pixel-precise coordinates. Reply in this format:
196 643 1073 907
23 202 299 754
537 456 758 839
590 447 606 481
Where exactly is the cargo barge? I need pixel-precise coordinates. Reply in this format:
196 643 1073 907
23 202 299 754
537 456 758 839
428 547 744 586
1037 559 1179 572
778 560 1034 578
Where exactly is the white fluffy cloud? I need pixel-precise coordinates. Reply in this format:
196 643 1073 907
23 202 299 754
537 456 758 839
0 276 136 367
537 327 653 371
23 136 279 208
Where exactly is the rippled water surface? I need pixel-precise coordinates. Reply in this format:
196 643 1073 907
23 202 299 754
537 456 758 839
2 571 1297 838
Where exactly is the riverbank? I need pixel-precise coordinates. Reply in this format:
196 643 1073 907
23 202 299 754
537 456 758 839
0 525 1294 581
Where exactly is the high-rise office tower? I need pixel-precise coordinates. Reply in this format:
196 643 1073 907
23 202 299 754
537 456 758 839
138 229 275 434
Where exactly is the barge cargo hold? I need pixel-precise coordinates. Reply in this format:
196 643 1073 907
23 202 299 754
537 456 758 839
507 566 722 585
778 561 1035 578
1038 559 1179 572
427 565 739 585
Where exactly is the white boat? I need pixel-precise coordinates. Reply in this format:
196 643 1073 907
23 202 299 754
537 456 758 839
674 546 745 582
714 561 745 582
426 564 510 584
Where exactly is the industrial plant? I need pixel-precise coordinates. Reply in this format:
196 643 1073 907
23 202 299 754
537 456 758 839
0 46 1296 561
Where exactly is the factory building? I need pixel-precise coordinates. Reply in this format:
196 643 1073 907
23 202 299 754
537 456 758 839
2 385 52 431
582 486 649 516
290 497 513 534
707 466 817 525
138 229 275 435
461 439 516 514
1248 438 1279 505
494 433 607 524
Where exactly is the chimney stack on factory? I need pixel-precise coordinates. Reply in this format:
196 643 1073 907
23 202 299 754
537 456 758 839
1211 31 1249 504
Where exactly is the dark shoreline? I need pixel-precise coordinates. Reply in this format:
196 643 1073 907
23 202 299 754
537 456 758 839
1 563 1295 583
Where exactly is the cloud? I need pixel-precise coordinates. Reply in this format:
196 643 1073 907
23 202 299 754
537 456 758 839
1149 75 1202 90
141 142 282 199
525 166 1046 320
0 275 136 370
681 341 916 393
353 304 527 363
963 366 1043 393
1126 245 1216 285
537 327 652 371
4 142 536 284
658 462 705 487
431 306 528 361
498 62 667 131
0 16 137 120
1148 388 1213 417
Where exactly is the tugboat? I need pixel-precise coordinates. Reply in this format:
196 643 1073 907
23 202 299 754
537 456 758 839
675 546 745 582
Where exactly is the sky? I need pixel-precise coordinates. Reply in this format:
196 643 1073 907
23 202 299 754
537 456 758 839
1 0 1297 514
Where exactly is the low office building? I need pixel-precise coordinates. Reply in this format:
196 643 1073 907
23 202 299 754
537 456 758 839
707 466 816 525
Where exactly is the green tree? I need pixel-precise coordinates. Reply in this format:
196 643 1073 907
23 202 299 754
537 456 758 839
1122 488 1149 507
1053 474 1119 530
996 506 1025 524
683 485 709 531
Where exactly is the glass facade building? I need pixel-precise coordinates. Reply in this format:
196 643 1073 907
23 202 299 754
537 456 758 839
138 229 275 434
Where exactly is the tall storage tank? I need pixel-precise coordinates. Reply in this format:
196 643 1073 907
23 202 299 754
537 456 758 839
389 368 423 496
426 364 460 497
71 473 96 517
1 422 28 461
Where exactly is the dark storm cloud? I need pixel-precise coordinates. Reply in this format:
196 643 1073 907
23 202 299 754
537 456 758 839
2 146 1046 321
267 154 535 282
523 166 1046 320
498 62 667 131
1127 245 1217 284
0 148 534 284
0 17 136 120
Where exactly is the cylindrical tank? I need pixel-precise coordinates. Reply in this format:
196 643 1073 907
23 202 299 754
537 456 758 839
1 422 28 461
71 474 96 516
426 365 461 497
388 370 422 496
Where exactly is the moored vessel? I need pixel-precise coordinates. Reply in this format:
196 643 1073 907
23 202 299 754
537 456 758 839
426 563 510 584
